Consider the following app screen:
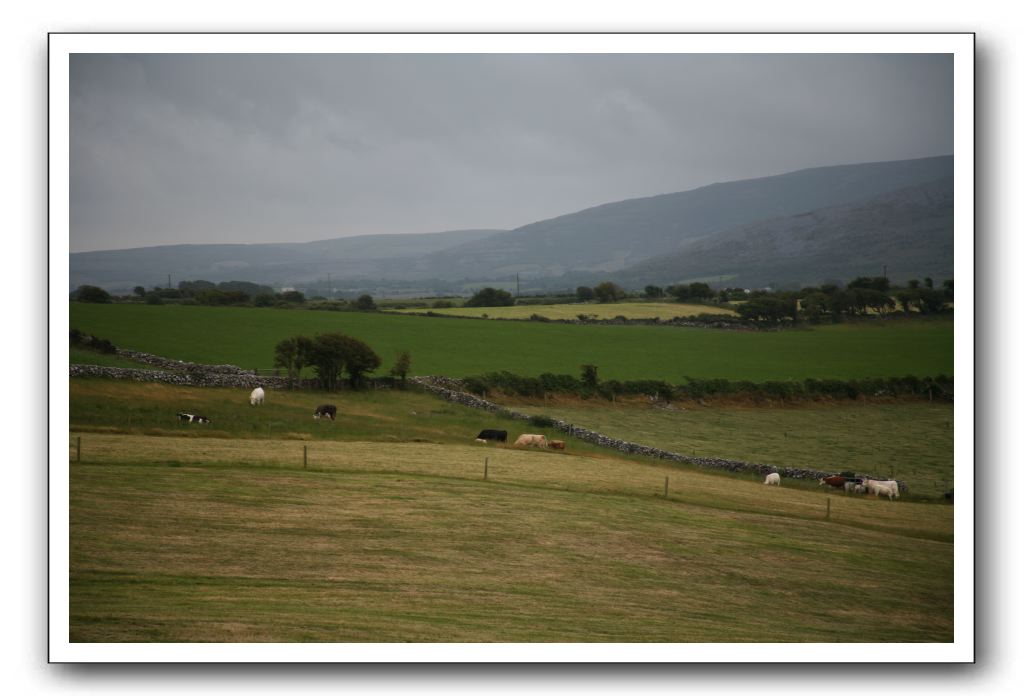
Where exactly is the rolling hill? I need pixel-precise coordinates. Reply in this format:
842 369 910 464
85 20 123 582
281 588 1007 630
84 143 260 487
69 155 954 294
606 175 954 289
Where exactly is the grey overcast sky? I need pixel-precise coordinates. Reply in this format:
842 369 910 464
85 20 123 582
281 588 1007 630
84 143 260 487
69 53 953 252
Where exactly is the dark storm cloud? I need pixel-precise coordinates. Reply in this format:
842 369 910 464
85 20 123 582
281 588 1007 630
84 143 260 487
69 53 952 252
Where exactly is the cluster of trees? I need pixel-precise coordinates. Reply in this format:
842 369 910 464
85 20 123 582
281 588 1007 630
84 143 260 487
737 276 953 323
575 282 627 303
465 287 514 307
73 279 383 312
273 333 410 391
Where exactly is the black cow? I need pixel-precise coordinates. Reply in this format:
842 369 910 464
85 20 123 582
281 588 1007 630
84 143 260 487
314 404 337 421
475 429 507 442
177 412 210 424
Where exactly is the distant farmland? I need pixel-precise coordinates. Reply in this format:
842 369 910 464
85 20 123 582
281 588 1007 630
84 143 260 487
69 304 954 382
388 301 736 320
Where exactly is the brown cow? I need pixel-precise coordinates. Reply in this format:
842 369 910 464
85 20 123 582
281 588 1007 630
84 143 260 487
818 475 847 489
549 440 565 450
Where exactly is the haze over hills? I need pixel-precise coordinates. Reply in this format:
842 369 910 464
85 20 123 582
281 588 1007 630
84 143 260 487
70 155 954 294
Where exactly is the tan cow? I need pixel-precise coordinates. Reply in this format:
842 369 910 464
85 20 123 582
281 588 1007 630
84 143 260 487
549 440 566 450
513 433 548 448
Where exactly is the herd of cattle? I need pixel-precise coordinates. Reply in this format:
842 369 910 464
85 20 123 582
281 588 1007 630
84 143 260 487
765 471 903 500
177 388 337 425
176 388 908 500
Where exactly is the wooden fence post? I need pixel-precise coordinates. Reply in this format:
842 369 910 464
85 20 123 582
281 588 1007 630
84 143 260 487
303 445 307 469
484 457 488 481
664 476 669 497
76 436 81 463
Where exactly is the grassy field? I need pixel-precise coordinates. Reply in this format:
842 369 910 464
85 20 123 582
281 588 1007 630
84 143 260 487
69 304 954 382
509 398 954 498
70 433 952 642
68 379 954 641
388 301 736 320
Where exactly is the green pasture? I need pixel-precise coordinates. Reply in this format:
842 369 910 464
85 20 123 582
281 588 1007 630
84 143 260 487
69 304 954 382
511 399 954 498
388 301 736 320
70 430 952 642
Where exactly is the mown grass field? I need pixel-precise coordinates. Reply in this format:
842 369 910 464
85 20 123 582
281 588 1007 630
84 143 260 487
68 379 954 642
388 301 736 320
69 304 954 382
510 398 954 498
70 433 953 642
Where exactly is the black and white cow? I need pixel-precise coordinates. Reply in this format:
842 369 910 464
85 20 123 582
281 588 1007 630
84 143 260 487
313 404 337 421
177 412 211 424
475 429 507 442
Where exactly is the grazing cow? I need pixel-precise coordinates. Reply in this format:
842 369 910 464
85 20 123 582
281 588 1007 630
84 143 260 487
853 484 866 494
863 479 900 501
549 440 566 450
843 480 866 494
513 433 548 448
250 387 265 406
177 412 210 424
475 429 508 442
474 438 487 444
764 472 781 486
818 475 847 489
313 404 337 421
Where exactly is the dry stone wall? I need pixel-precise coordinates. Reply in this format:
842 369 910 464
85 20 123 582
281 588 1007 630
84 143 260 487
410 376 893 485
70 363 292 389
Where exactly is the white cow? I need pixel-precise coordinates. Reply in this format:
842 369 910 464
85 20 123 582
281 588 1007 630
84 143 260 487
250 387 265 406
764 473 781 486
863 479 900 501
513 433 548 448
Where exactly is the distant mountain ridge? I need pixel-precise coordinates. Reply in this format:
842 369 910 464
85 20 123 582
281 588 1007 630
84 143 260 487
604 176 953 289
69 155 954 293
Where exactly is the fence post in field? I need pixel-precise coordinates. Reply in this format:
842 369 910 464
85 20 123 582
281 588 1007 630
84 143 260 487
484 457 488 481
664 476 669 497
76 436 81 463
303 445 307 469
826 497 831 520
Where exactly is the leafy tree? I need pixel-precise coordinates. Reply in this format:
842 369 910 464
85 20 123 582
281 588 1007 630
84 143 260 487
942 279 954 301
354 294 377 311
917 288 947 314
907 279 921 290
73 285 112 303
924 277 934 289
390 351 412 389
253 293 276 307
195 289 248 305
800 292 830 322
580 364 599 388
859 288 896 315
144 292 164 305
668 282 714 302
593 281 626 303
738 297 791 322
465 287 514 307
576 286 596 302
338 335 381 388
281 290 306 304
644 285 665 299
274 335 312 388
133 285 146 298
894 289 918 314
308 333 348 391
848 276 891 292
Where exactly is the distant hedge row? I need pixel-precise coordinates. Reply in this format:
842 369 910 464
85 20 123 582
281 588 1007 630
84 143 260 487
461 371 954 402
